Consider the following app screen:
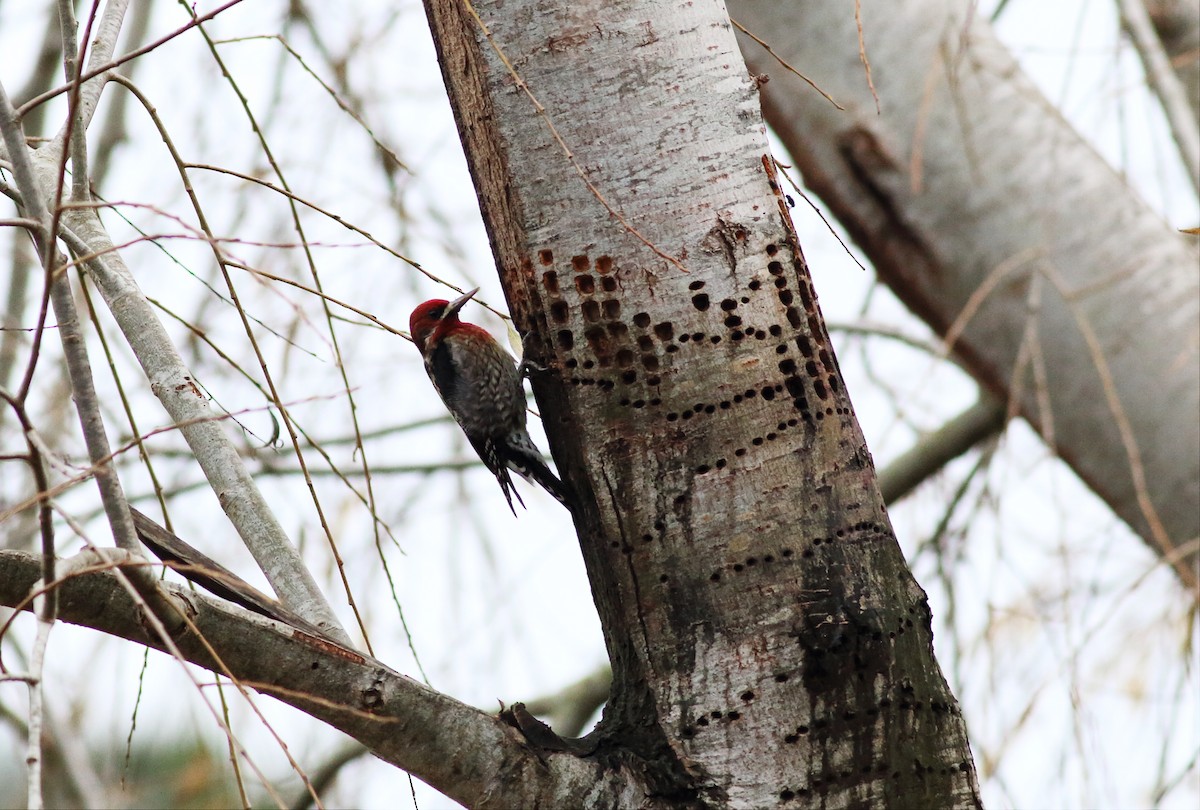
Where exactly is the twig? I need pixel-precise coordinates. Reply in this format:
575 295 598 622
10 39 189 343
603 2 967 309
771 159 868 272
730 19 844 109
876 396 1007 505
17 0 247 119
0 390 59 620
24 615 52 810
854 0 881 114
1118 0 1200 194
0 387 58 810
55 0 97 202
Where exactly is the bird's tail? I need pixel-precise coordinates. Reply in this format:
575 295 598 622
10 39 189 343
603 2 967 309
500 432 575 512
494 465 527 516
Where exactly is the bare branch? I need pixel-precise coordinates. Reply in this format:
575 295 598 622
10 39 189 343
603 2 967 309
877 395 1007 505
0 548 613 809
0 73 178 625
53 217 350 642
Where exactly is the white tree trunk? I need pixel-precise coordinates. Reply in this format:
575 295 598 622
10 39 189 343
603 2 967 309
425 0 982 805
731 0 1200 587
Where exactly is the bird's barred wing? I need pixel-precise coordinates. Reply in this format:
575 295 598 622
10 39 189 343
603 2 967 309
428 336 526 435
424 331 572 513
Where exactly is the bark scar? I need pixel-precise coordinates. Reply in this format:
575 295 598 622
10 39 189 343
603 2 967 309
837 126 935 263
699 214 750 272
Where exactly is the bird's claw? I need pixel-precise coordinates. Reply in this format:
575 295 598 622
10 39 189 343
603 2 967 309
516 336 549 379
516 356 547 380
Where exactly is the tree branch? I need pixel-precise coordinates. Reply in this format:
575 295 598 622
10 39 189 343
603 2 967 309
0 75 181 630
0 548 614 809
877 395 1007 504
54 216 350 642
733 0 1200 586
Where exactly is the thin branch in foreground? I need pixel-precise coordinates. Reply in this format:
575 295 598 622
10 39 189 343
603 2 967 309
16 0 247 119
0 385 57 810
730 18 844 109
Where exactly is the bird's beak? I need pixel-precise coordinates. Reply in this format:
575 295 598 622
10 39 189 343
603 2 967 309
444 287 479 318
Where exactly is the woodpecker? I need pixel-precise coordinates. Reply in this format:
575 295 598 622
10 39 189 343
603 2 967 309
409 288 572 514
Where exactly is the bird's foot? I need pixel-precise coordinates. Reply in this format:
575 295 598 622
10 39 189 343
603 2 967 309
516 338 549 379
516 357 547 380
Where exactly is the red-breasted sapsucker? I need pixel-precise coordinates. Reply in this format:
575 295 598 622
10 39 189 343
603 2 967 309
409 288 572 514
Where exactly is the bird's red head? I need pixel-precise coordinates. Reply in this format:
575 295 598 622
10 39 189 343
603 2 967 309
409 287 479 352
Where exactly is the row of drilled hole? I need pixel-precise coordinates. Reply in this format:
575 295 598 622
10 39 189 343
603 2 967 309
547 245 851 486
622 518 886 586
706 523 889 582
776 760 972 803
678 678 962 755
548 249 962 799
779 693 959 748
680 706 744 739
537 249 614 274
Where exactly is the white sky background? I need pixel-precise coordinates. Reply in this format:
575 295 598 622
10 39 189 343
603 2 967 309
0 0 1196 808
